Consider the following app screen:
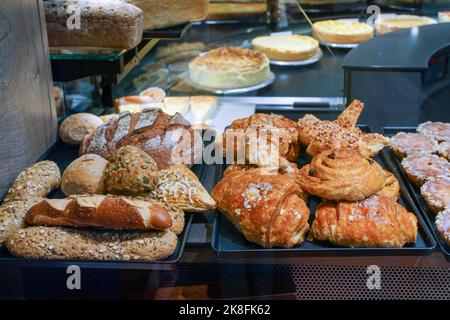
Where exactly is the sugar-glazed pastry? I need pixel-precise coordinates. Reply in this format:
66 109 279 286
390 132 438 158
298 148 386 201
435 209 450 246
211 166 310 248
417 121 450 142
401 154 450 186
437 141 450 161
310 196 418 248
376 170 400 200
420 178 450 213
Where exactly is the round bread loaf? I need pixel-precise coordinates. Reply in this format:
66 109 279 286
61 154 109 196
59 113 103 145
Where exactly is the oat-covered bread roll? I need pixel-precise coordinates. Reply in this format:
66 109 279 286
59 113 104 145
310 196 418 248
212 165 310 248
105 146 159 195
61 154 109 196
6 227 177 262
298 148 386 201
0 198 42 248
147 164 216 212
25 195 172 231
4 161 61 203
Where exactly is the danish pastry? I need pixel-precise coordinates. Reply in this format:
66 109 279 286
417 121 450 142
420 178 450 213
298 148 386 201
376 170 400 200
390 132 438 158
211 166 310 248
437 141 450 161
436 209 450 246
401 154 450 186
310 196 418 248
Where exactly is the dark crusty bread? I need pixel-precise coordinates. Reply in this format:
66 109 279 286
6 226 177 262
80 108 203 170
44 0 144 49
25 195 172 231
0 198 43 248
3 161 61 203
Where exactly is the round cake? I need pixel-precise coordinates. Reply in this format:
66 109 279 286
189 47 270 90
312 20 373 44
252 35 319 61
376 15 437 34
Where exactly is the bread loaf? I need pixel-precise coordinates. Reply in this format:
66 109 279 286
7 227 177 262
128 0 208 31
3 161 61 203
0 198 42 248
80 108 203 170
105 146 159 194
45 0 144 49
61 154 109 196
59 113 104 145
25 195 172 231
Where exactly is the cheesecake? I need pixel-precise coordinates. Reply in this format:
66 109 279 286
252 35 319 61
376 15 437 34
312 20 373 44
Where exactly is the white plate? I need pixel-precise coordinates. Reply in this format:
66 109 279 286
270 49 323 66
186 72 276 95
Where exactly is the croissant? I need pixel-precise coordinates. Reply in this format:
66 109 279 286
211 165 310 248
298 148 386 201
310 196 418 248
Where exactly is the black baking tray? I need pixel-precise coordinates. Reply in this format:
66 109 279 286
383 127 450 262
0 141 199 270
210 124 436 257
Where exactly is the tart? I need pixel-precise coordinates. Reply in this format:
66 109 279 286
436 209 450 246
417 121 450 142
438 141 450 161
252 35 319 61
189 47 270 89
390 132 438 159
438 11 450 23
421 178 450 213
401 154 450 187
376 15 437 34
312 20 373 44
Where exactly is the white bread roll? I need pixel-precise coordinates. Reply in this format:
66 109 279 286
59 113 103 145
61 155 109 196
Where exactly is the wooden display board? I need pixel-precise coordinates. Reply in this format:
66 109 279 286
0 0 57 196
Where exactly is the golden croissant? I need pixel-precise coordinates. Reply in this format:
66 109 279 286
310 196 418 248
298 148 386 201
212 165 310 248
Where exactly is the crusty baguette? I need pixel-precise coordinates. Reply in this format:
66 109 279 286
0 198 43 248
7 227 177 262
25 195 172 231
3 161 61 203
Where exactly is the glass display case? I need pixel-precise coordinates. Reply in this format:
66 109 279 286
1 0 450 301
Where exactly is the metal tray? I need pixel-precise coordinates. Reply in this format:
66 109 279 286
210 124 436 257
383 127 450 262
186 72 276 95
270 49 323 67
0 142 198 270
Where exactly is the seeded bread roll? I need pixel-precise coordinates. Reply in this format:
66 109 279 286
0 198 43 248
105 146 159 195
61 155 109 196
6 227 177 262
3 161 61 203
59 113 104 145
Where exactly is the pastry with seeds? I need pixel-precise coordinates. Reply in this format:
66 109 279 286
298 148 386 201
390 132 438 159
417 121 450 142
105 145 159 195
401 154 450 186
6 227 177 262
310 196 418 248
3 161 61 203
420 178 450 214
435 209 450 246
